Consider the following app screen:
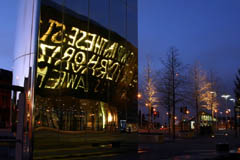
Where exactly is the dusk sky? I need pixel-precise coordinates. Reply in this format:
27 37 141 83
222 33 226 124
138 0 240 96
0 0 240 96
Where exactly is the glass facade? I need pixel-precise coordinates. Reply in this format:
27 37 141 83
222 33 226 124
14 0 137 158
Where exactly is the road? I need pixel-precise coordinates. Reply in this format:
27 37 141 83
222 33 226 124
91 134 240 160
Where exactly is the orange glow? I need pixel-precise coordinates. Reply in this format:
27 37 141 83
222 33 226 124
137 93 142 99
186 110 190 114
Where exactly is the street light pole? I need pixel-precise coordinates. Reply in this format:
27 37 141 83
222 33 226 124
137 93 142 128
221 94 230 130
210 91 216 126
229 98 235 132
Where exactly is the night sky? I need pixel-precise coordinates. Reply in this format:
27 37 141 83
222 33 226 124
139 0 240 96
0 0 240 96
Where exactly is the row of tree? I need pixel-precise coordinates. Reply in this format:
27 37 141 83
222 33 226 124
140 47 221 139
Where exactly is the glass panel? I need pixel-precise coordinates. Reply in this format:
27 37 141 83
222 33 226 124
127 1 138 47
33 0 138 158
109 0 126 38
89 0 109 28
64 0 88 17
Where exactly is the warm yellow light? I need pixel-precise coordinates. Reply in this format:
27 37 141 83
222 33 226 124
186 110 190 114
108 112 112 122
174 116 177 120
28 90 31 98
214 109 218 113
137 93 142 99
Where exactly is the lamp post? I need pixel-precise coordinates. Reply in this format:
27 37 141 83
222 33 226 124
225 110 230 129
137 93 142 128
229 98 235 130
221 94 230 130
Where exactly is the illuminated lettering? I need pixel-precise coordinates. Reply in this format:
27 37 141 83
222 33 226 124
94 36 102 54
39 43 56 62
99 38 108 55
88 54 100 76
96 59 108 79
37 18 137 94
103 42 118 59
51 23 66 43
75 75 85 90
75 30 87 50
40 19 67 43
106 61 120 81
40 19 56 41
85 33 97 51
59 71 67 87
48 46 61 64
120 50 128 64
66 73 78 88
54 47 75 70
114 66 123 83
72 51 86 73
117 45 126 63
68 27 79 46
37 67 48 88
45 69 61 89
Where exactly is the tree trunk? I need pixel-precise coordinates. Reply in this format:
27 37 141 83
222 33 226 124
196 98 199 135
172 51 176 140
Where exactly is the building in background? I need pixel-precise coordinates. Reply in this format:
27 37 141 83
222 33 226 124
13 0 137 158
0 69 12 129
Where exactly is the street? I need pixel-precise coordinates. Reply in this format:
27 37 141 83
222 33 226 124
91 133 240 160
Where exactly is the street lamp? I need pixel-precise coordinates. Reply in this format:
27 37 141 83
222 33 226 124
137 93 142 128
137 93 142 99
229 98 236 132
221 94 231 130
230 98 235 103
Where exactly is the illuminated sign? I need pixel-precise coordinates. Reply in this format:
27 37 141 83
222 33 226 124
36 3 137 102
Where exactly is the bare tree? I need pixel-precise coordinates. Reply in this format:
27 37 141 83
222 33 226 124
157 47 187 140
189 62 218 134
141 58 158 129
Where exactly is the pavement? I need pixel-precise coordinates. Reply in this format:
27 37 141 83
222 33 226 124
1 130 240 160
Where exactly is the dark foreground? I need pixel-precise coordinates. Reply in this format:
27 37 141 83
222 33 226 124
1 130 240 160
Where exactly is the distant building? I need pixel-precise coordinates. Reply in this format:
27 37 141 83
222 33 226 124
0 69 12 129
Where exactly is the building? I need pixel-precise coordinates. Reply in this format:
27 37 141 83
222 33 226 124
13 0 137 159
0 69 12 129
